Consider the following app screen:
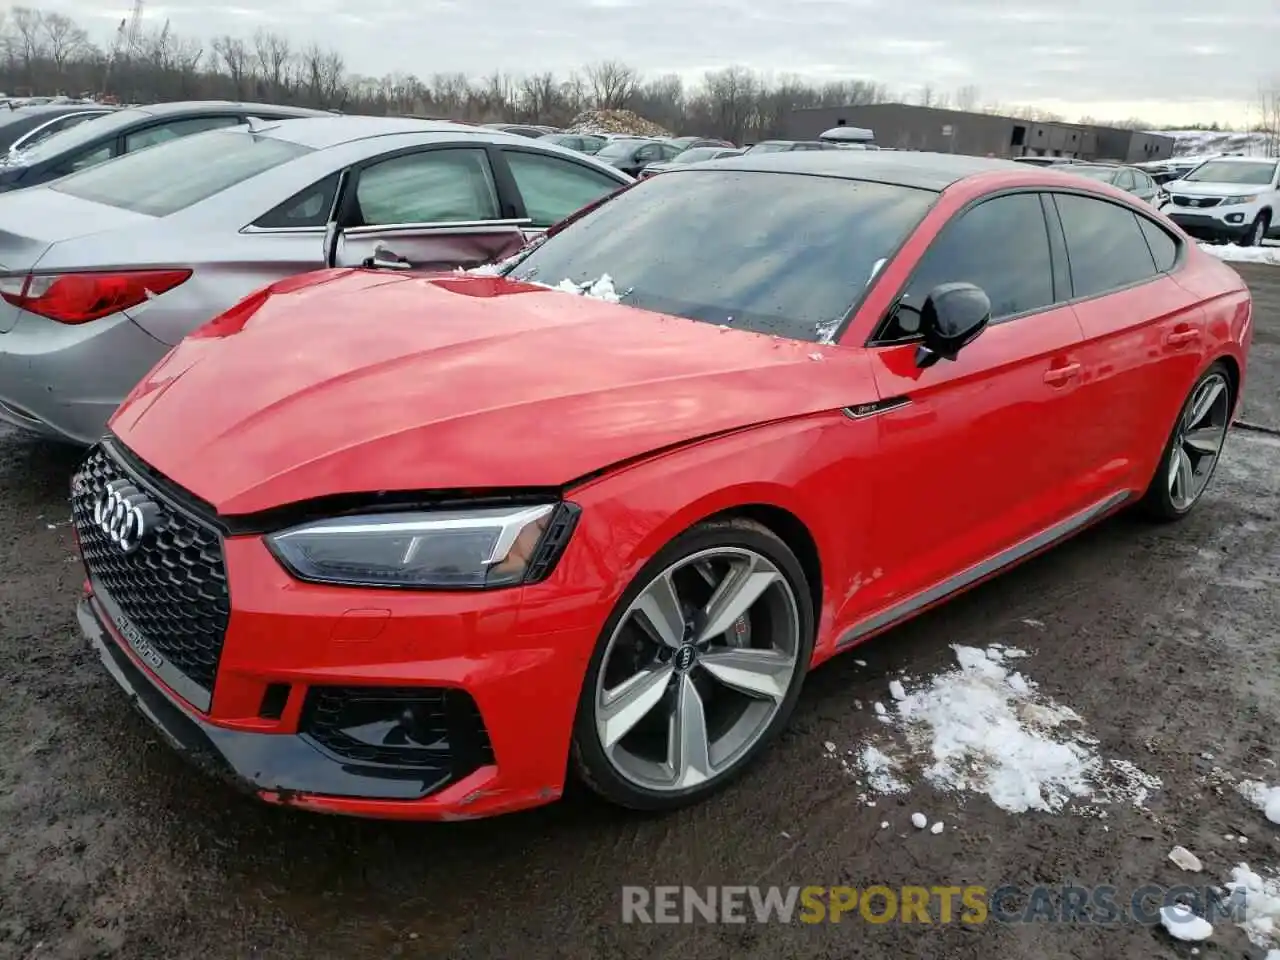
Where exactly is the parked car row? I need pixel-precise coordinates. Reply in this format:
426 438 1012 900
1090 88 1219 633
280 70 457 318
51 143 1249 825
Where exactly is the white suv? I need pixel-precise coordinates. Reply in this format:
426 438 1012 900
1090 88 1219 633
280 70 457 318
1159 155 1279 247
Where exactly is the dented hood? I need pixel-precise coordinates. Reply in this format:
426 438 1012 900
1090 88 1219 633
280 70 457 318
110 270 870 515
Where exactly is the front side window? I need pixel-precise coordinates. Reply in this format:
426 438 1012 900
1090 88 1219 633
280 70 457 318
354 148 499 226
1053 193 1159 298
503 150 621 228
507 169 937 342
50 129 311 216
1183 160 1278 186
890 192 1055 331
124 115 241 153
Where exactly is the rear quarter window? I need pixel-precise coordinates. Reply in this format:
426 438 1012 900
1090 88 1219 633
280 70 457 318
48 129 311 217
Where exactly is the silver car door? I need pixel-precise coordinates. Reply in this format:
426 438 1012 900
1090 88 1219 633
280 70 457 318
329 145 528 271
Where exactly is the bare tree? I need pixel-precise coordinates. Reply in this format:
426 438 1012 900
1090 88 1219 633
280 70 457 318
11 6 45 70
253 29 291 99
41 11 87 74
917 83 935 107
211 34 250 98
954 85 980 112
584 60 639 109
1258 78 1280 157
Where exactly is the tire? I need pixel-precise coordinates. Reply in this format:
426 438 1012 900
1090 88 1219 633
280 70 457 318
1242 211 1270 248
1138 361 1233 522
570 517 815 811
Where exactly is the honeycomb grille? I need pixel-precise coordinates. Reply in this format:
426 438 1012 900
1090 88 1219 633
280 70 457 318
70 445 230 699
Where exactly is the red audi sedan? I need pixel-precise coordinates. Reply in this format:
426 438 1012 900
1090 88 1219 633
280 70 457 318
72 151 1252 820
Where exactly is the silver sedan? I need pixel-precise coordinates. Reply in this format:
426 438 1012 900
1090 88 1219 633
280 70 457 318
0 116 632 444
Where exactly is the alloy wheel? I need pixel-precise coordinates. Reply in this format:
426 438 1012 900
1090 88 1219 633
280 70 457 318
593 546 802 793
1167 371 1231 512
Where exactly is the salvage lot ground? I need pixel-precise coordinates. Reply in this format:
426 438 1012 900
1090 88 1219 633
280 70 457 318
1 266 1277 960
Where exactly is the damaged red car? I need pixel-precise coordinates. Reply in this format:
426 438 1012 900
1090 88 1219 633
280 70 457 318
72 151 1252 820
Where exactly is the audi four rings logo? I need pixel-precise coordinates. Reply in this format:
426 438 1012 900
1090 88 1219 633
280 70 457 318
92 479 164 554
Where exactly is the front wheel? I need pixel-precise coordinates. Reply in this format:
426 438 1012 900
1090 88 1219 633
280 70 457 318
1139 362 1233 522
1242 212 1270 247
571 518 814 811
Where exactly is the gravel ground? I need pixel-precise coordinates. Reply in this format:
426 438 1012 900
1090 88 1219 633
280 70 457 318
1 266 1277 960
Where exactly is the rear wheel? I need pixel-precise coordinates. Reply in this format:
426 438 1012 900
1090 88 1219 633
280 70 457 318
1139 362 1232 522
1242 211 1270 247
571 518 814 811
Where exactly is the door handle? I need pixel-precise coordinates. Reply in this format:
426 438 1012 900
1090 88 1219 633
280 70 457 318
1043 362 1081 386
1164 327 1200 347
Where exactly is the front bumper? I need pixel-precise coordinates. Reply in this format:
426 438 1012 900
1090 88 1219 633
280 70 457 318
1164 211 1250 243
0 311 168 444
79 582 586 819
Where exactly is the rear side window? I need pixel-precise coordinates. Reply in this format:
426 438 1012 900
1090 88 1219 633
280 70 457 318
254 172 341 229
1138 216 1179 272
124 115 240 152
49 130 311 217
1053 194 1158 298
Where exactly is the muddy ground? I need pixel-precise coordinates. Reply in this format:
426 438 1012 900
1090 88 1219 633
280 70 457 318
1 265 1277 960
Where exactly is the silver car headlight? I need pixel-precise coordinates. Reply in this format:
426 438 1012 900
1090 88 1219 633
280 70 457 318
267 502 578 589
1221 194 1258 205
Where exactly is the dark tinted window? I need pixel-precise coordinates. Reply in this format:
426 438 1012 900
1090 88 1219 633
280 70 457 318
254 171 341 229
1054 194 1158 298
507 169 937 342
893 193 1054 328
1138 216 1178 272
50 129 311 216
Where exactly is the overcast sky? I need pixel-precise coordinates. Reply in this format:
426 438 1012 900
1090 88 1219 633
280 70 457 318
59 0 1273 126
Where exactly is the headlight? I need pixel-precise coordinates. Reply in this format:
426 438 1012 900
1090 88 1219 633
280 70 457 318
1222 194 1258 205
267 502 578 589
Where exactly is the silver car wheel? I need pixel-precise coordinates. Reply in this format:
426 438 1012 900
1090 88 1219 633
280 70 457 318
1168 371 1230 512
593 546 801 793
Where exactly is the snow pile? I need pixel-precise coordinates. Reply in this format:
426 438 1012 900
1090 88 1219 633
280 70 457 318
1156 129 1277 158
838 644 1161 814
546 274 622 303
1198 243 1280 266
1239 780 1280 824
1222 863 1280 950
1160 903 1214 942
566 109 670 138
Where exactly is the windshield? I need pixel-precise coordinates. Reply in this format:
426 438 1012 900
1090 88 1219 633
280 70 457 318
595 139 646 159
507 169 936 342
14 107 150 163
746 142 790 153
1183 160 1277 185
50 128 311 216
672 147 726 164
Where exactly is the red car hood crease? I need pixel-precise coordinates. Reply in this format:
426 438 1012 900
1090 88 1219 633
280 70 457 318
112 274 863 514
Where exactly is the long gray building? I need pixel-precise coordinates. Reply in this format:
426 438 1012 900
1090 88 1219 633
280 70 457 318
785 103 1175 163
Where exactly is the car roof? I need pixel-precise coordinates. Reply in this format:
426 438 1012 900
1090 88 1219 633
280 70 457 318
259 115 529 149
1199 154 1276 164
131 100 332 118
693 150 1027 190
3 102 109 117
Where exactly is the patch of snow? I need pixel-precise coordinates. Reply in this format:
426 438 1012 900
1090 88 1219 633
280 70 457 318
880 820 889 829
1198 243 1280 267
1021 618 1044 628
860 745 909 794
1240 780 1280 824
888 680 907 701
1222 863 1280 950
1160 904 1213 942
459 249 531 276
814 317 842 344
1158 129 1276 159
1169 846 1203 872
545 274 623 302
832 643 1161 815
929 821 944 834
910 812 927 829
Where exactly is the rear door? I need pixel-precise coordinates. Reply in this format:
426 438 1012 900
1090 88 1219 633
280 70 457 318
852 191 1092 625
1049 191 1206 490
330 144 528 271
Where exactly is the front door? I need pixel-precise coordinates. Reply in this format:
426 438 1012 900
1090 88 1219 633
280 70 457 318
332 146 528 271
843 191 1093 631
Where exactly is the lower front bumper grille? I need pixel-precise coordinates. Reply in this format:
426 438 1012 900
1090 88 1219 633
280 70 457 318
301 686 496 784
70 443 230 708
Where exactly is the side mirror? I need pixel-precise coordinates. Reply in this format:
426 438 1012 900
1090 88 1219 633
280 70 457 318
914 282 991 369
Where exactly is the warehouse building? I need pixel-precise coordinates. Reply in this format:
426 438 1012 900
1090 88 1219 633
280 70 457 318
785 103 1175 163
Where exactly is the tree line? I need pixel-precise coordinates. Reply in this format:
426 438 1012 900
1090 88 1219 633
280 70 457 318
0 4 1246 142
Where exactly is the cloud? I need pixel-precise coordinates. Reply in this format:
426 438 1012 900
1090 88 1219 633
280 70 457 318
43 0 1271 124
